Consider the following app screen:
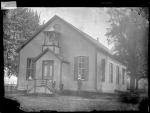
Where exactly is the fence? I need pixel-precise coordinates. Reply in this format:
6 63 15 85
27 79 55 94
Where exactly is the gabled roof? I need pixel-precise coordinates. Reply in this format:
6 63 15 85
16 15 111 55
16 15 126 66
33 48 69 64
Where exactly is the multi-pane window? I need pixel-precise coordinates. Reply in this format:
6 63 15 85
109 63 113 83
101 59 106 82
122 68 125 85
26 58 34 80
116 66 119 84
74 56 89 81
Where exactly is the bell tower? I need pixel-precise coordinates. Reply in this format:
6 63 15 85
42 25 61 54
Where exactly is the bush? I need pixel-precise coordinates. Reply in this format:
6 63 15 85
139 97 149 111
119 92 140 104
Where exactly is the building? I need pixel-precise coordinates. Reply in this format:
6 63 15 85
16 15 128 94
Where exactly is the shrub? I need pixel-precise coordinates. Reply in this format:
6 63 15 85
139 97 149 111
119 92 140 104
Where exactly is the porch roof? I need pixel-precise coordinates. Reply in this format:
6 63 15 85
33 48 70 64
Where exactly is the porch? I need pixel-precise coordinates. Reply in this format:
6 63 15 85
26 79 56 94
25 48 69 94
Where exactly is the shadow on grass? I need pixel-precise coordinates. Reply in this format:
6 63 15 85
139 97 149 112
58 90 118 100
2 97 24 113
118 90 149 111
118 91 140 104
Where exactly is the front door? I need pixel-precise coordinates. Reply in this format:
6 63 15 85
42 60 54 80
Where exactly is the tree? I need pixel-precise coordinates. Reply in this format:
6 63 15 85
105 8 148 90
3 7 41 77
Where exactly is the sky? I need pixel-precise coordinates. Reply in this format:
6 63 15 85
31 7 111 49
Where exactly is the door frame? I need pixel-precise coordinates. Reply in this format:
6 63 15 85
42 60 54 80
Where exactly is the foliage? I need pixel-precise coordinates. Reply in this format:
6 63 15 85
119 91 140 104
139 97 149 111
3 7 41 76
105 8 148 89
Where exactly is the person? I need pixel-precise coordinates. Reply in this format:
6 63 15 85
77 75 82 92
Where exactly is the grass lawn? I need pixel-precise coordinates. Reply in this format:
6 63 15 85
5 92 139 111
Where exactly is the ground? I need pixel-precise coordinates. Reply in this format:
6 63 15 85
5 91 140 111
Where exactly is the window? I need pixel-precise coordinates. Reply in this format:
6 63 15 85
74 56 89 81
101 59 106 82
109 63 113 83
26 58 34 80
122 68 125 84
116 66 119 84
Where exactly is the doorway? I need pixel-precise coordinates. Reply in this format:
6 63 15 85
42 60 54 80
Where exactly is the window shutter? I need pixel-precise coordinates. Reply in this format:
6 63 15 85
109 63 111 83
31 60 34 79
26 58 30 80
122 69 125 84
85 56 89 81
116 66 118 84
109 63 113 83
116 66 119 84
74 57 78 80
111 63 113 83
118 67 120 84
101 59 105 82
120 68 121 84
